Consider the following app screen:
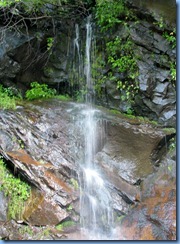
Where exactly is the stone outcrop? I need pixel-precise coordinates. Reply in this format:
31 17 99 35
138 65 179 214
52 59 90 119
0 100 175 232
116 155 176 240
0 100 80 226
0 1 176 126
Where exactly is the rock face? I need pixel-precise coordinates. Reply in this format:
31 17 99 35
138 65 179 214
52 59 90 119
0 0 176 239
0 100 175 238
0 27 48 92
116 158 176 240
0 100 80 225
0 191 8 222
0 1 176 126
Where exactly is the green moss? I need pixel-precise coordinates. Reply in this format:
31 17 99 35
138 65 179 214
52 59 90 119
162 127 176 134
108 108 161 126
19 225 34 236
116 215 125 223
70 178 79 190
67 204 73 211
55 94 72 101
109 109 122 115
56 220 76 231
0 158 31 219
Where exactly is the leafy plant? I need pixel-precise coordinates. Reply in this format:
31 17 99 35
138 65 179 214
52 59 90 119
154 17 166 29
0 85 17 110
95 0 127 32
25 81 56 100
47 37 54 52
0 0 20 7
106 37 137 73
0 158 31 219
170 62 176 84
163 29 176 49
106 37 139 105
169 137 176 151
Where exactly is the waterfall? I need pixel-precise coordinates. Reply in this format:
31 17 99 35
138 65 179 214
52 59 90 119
74 24 80 60
73 24 82 79
84 17 93 104
78 16 115 240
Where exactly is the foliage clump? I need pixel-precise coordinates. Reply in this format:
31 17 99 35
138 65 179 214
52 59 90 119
95 0 127 32
0 85 19 110
25 81 56 100
0 158 31 219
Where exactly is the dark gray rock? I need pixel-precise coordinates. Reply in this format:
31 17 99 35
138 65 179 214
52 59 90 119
0 191 8 221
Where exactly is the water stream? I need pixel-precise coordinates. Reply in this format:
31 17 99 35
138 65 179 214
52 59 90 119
76 16 115 240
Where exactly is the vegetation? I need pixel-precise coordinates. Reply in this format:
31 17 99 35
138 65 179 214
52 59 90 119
25 82 56 100
95 0 136 32
106 37 139 103
163 28 176 49
93 0 140 113
0 85 22 110
0 85 16 109
92 36 139 112
56 220 76 231
70 178 79 190
25 82 72 101
108 108 160 126
0 157 31 219
47 37 54 52
169 137 176 152
56 94 71 101
0 81 71 109
0 0 176 117
0 0 95 32
170 61 176 85
95 0 127 32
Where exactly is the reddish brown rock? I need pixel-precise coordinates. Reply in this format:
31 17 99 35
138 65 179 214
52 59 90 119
116 168 176 240
23 188 68 226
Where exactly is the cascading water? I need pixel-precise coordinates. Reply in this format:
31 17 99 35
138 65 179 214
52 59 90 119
73 24 82 81
77 16 115 240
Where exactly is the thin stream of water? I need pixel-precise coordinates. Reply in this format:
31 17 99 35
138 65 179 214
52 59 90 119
77 16 115 240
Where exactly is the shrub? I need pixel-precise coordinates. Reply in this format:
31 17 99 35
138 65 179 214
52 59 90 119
25 81 56 100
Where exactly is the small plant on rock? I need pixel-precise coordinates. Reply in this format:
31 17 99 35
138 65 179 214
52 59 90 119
0 158 31 219
25 82 56 100
0 85 16 110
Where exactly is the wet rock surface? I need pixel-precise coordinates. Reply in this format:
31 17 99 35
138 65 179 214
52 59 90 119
0 100 176 240
116 160 176 240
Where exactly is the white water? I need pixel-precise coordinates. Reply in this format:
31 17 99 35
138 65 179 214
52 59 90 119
78 17 115 240
73 24 82 79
